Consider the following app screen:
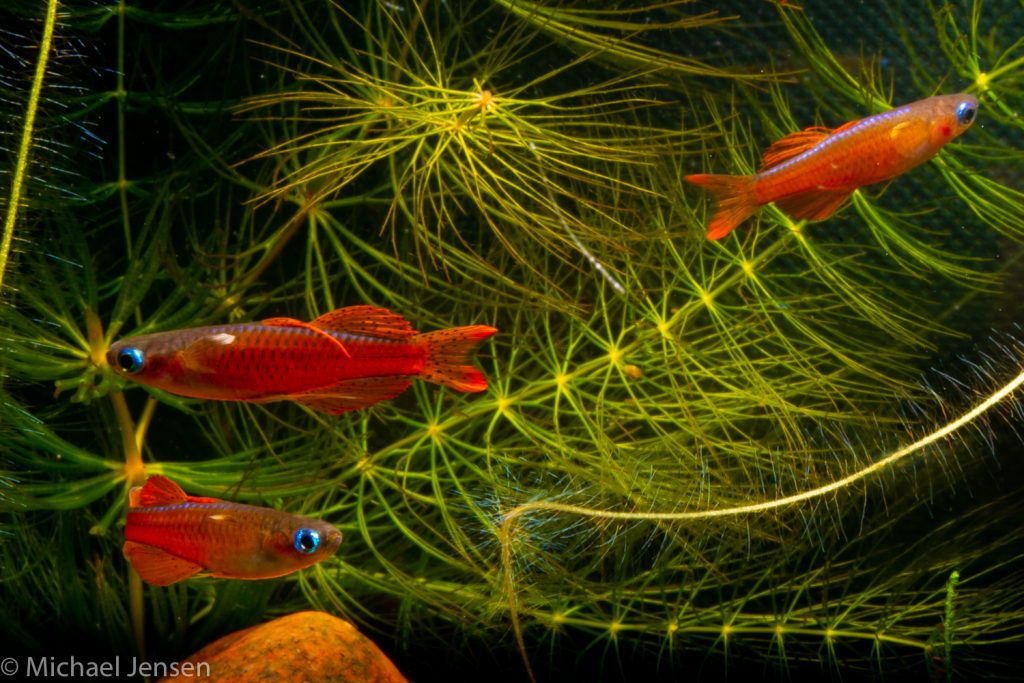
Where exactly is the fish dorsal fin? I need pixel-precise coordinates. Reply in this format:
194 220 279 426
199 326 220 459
137 475 188 507
261 317 352 358
123 541 204 586
759 120 861 172
310 306 418 341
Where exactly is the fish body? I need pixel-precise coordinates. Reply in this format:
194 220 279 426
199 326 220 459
107 305 497 414
685 94 979 239
123 475 342 586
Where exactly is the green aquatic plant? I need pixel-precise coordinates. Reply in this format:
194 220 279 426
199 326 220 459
233 0 735 286
3 1 1024 681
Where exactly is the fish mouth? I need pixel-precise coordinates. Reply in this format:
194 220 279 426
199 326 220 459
325 529 343 553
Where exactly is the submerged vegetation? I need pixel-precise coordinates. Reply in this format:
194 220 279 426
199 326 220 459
3 0 1024 679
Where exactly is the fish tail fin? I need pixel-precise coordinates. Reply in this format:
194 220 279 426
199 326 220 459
416 325 497 392
684 173 758 240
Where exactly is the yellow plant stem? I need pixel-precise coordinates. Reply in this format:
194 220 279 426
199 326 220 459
112 388 148 674
0 0 60 293
500 367 1024 680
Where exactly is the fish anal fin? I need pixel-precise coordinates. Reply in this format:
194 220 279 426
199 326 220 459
311 306 417 340
137 475 188 507
291 376 413 414
774 188 854 222
123 541 204 586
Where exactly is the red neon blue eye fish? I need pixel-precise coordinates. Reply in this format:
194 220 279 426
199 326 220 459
685 93 979 239
106 305 497 414
123 475 342 586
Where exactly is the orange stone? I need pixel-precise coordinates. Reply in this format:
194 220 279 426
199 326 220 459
158 611 407 683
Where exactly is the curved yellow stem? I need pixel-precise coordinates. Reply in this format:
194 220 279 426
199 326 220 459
500 367 1024 676
0 0 60 293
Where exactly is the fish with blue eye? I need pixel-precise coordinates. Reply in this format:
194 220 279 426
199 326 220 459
123 475 342 586
105 305 497 414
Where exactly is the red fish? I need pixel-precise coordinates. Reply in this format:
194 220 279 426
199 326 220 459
685 93 979 239
107 305 497 414
123 475 342 586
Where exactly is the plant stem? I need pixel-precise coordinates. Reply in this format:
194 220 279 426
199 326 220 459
0 0 60 293
944 570 959 683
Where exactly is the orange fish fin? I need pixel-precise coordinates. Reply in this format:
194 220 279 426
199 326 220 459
889 118 932 159
179 335 234 373
684 174 759 240
774 188 854 222
291 376 413 414
310 306 417 341
759 120 864 171
261 317 352 359
416 325 497 392
759 128 832 171
123 541 204 586
136 475 188 507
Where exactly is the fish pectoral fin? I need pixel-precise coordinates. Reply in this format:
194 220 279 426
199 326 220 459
889 118 932 159
291 377 412 414
178 338 229 373
774 188 854 222
123 541 204 586
310 306 418 341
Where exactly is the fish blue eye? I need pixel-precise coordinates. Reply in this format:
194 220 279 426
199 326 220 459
116 348 145 374
294 528 321 554
956 101 976 126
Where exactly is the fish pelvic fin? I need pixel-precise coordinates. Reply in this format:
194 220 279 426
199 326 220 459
684 173 759 240
416 325 497 392
123 541 204 586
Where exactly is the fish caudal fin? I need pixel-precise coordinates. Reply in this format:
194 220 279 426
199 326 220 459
684 173 759 240
416 325 497 392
